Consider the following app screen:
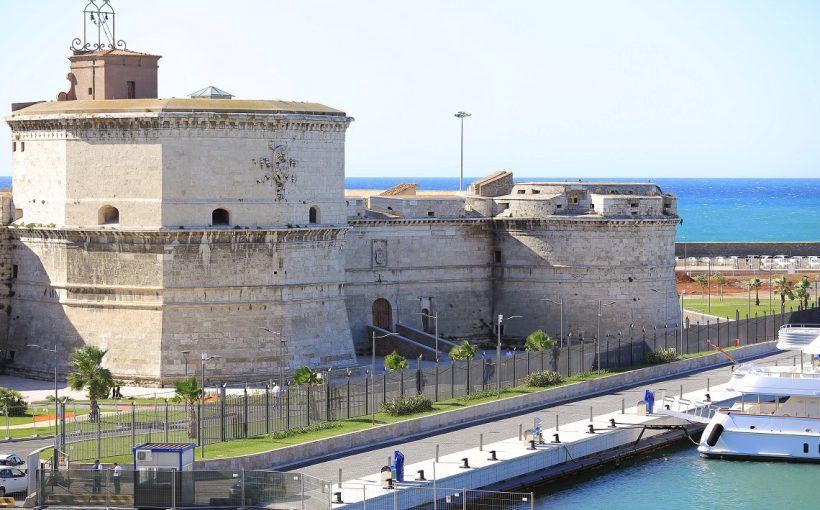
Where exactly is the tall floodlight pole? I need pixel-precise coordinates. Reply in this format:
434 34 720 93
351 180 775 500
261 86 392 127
679 290 686 353
372 331 400 425
259 327 286 385
454 111 471 192
541 298 563 348
496 315 521 394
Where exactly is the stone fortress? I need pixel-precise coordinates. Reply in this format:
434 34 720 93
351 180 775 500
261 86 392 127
0 7 680 384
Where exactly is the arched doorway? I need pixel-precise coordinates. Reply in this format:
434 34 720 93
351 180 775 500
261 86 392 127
372 299 392 330
421 308 430 332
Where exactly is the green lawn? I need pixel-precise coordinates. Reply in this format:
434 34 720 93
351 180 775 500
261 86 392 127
683 296 798 319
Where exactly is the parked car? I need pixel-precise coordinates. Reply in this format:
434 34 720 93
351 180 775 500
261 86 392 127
0 467 28 496
0 454 24 467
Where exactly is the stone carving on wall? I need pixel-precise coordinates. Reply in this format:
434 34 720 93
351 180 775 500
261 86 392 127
254 142 298 200
372 239 388 268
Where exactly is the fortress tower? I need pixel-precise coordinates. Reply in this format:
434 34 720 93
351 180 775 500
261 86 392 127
2 2 357 382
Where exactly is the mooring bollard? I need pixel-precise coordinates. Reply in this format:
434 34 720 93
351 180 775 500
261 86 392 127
416 470 426 481
609 418 616 428
435 444 439 463
707 377 710 392
587 424 595 434
555 414 559 431
338 468 342 489
680 384 684 398
518 423 523 441
552 433 560 443
479 433 483 451
385 478 394 490
527 440 536 450
589 406 593 422
705 393 711 402
621 398 625 414
460 457 470 469
488 450 498 461
334 492 343 504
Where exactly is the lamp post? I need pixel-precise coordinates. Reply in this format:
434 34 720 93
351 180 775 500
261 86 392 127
496 314 522 394
181 350 190 377
541 297 564 348
454 111 471 192
200 353 221 459
372 331 400 425
27 342 59 465
415 311 439 363
259 327 286 386
597 301 616 374
679 290 686 353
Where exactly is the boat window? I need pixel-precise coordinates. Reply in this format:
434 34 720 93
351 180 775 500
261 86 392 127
803 443 809 453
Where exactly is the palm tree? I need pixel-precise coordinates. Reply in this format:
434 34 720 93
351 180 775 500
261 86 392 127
384 351 409 371
795 276 811 309
772 276 795 312
711 272 727 301
748 277 762 306
293 366 323 386
693 274 709 304
525 330 555 351
173 376 202 439
67 346 114 423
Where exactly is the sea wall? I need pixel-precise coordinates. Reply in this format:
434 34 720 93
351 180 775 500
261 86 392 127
675 242 820 258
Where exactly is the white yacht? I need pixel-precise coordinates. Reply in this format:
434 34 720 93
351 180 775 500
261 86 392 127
698 326 820 462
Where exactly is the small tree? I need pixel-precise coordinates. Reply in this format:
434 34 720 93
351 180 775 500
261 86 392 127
449 340 478 361
384 351 408 371
795 276 811 309
693 274 709 303
525 330 555 351
711 272 726 301
67 346 114 422
772 276 795 311
748 277 762 306
172 376 202 439
0 388 27 417
293 366 323 386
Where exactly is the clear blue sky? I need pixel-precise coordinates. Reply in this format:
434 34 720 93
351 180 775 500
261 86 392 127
3 0 820 179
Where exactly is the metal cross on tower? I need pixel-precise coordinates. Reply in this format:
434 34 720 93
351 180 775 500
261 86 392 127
71 0 127 53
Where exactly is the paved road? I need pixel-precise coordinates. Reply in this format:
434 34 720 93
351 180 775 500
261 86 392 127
294 350 799 482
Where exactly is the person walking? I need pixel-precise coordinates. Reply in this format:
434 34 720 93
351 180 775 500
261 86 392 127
112 462 122 494
91 459 102 494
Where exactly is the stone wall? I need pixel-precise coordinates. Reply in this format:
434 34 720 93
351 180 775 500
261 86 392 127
5 227 356 383
493 218 680 341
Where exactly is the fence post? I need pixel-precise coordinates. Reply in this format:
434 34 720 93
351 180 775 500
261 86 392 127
131 402 136 449
365 374 369 416
400 369 405 398
265 384 271 435
286 383 291 430
96 415 102 459
347 376 351 419
451 361 455 398
220 386 226 442
512 351 517 387
531 492 535 510
466 359 471 395
243 386 249 438
165 400 169 443
463 489 467 510
326 380 331 422
435 362 439 402
172 468 178 510
301 474 305 510
306 386 311 426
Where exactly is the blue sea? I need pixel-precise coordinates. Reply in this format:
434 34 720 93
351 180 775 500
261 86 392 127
1 176 816 242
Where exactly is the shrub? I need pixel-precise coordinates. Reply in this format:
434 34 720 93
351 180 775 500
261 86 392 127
459 389 499 401
524 370 563 388
381 395 433 416
449 340 478 361
525 330 555 351
384 351 408 371
646 348 680 365
0 387 28 416
269 421 339 439
293 366 323 386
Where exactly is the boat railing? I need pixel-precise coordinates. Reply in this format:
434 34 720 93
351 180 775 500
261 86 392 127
659 392 718 423
779 323 820 330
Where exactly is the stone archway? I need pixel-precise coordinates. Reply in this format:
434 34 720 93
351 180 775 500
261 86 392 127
421 308 430 332
372 298 392 330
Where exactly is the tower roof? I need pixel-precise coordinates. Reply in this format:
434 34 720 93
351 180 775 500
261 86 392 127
189 86 234 99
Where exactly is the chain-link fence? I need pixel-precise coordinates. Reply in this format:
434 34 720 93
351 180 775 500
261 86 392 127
54 305 819 462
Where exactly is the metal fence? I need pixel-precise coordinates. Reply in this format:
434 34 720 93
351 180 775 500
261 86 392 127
35 468 533 510
36 467 331 510
52 305 819 462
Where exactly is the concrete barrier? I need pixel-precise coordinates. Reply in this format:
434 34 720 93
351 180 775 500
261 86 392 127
196 341 777 470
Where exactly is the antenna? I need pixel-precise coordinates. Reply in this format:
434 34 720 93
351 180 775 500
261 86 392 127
70 1 127 53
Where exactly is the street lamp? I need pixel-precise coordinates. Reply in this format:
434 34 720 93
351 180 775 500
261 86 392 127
259 327 287 386
496 314 522 394
200 353 221 459
27 342 59 465
597 301 616 374
415 311 439 362
454 111 471 192
181 350 190 377
679 290 686 353
541 297 564 348
371 331 400 425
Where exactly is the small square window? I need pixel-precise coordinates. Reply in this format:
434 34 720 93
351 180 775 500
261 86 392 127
427 211 435 217
127 81 136 99
517 190 526 194
556 204 562 209
498 202 510 210
12 265 18 279
88 87 93 96
20 142 25 152
631 211 638 215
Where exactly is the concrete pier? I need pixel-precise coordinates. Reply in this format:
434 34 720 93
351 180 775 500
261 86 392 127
295 350 797 507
